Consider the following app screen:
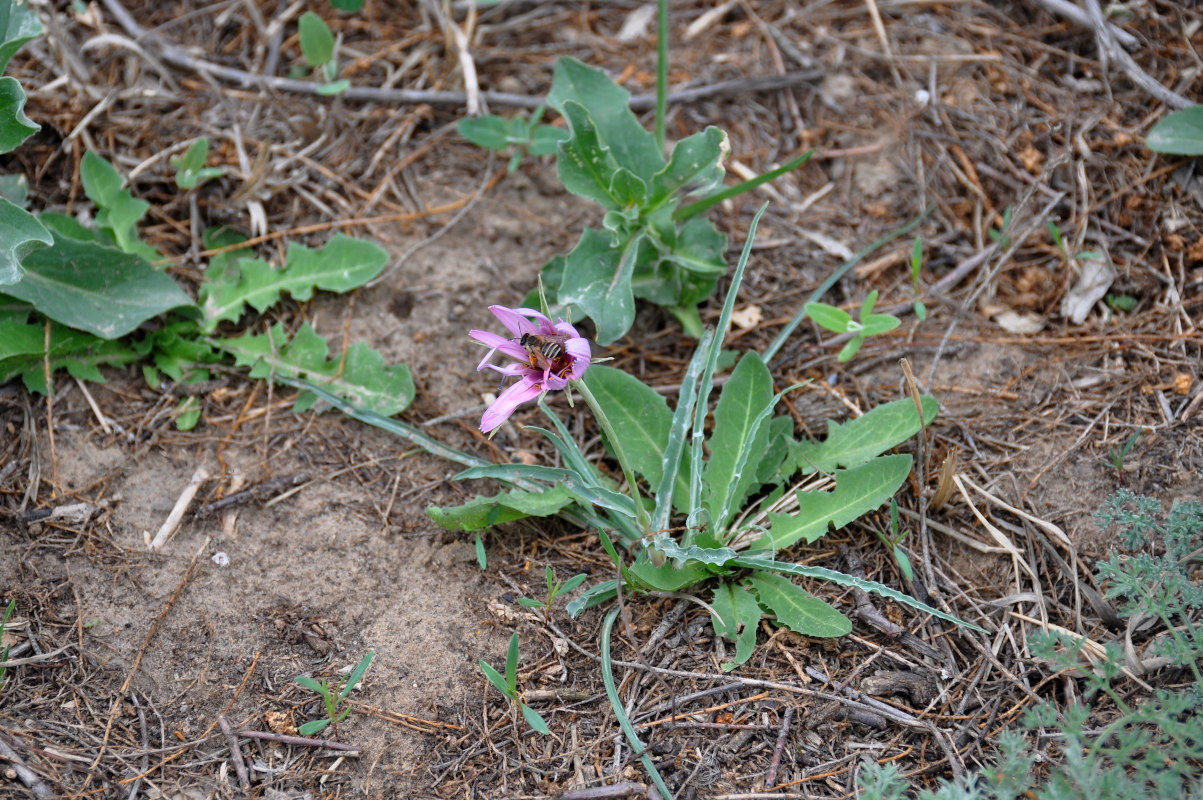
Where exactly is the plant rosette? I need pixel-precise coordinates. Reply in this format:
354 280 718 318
469 305 591 432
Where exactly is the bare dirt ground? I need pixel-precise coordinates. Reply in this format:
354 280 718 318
1 0 1201 798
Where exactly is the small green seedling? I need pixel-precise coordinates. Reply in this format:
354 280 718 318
517 566 588 622
1105 293 1137 312
873 499 914 582
0 599 15 688
479 632 550 734
169 138 224 190
805 290 902 362
298 12 350 95
1047 220 1102 266
909 235 926 322
988 204 1013 250
295 650 374 738
1103 428 1142 477
457 106 569 173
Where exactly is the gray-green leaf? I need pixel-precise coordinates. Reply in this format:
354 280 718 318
747 571 851 637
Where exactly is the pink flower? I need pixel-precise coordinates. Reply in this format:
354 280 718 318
469 306 591 433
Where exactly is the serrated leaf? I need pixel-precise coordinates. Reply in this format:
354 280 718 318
703 352 774 529
784 396 938 476
558 228 637 345
427 485 573 531
5 232 193 338
547 57 663 182
0 315 146 392
734 555 985 632
1147 106 1203 155
709 581 761 669
199 234 388 330
765 455 913 550
746 571 851 637
216 321 413 416
298 12 335 66
627 553 711 591
582 364 691 511
80 151 153 257
0 196 50 284
0 76 37 154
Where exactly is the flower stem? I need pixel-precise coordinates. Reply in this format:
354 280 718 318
574 378 653 535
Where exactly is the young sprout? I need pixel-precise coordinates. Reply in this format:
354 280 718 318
294 650 374 738
517 566 588 622
805 290 902 362
479 632 550 734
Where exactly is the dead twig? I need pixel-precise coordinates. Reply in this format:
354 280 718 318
237 729 362 753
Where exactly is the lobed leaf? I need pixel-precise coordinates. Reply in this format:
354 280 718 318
746 571 851 638
200 234 388 331
764 454 913 550
709 581 762 669
217 321 413 416
0 75 37 154
427 485 573 531
784 396 938 476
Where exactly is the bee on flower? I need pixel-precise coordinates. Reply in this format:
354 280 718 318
469 305 591 433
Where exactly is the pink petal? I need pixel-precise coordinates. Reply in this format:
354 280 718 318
553 319 582 339
489 305 538 337
480 378 544 432
512 307 553 329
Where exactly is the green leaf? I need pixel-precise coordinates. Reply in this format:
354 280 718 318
200 233 388 330
547 57 663 182
5 232 193 338
0 76 37 154
0 315 145 392
530 125 568 156
709 581 762 669
665 216 727 275
339 651 374 703
316 79 350 96
1147 106 1203 155
747 571 851 637
520 703 551 735
298 719 330 736
474 533 486 569
479 660 512 698
653 328 711 528
174 396 201 430
216 321 413 416
458 115 511 150
703 351 774 530
80 151 153 257
582 364 690 511
556 101 624 209
804 302 851 333
628 554 712 591
765 454 913 550
566 580 617 617
837 336 864 363
559 573 588 594
860 313 901 337
298 12 335 67
295 675 325 694
558 228 637 346
330 0 363 11
652 536 735 566
427 485 573 531
0 0 42 75
734 555 985 632
0 196 50 284
504 632 519 691
650 126 727 205
784 396 938 476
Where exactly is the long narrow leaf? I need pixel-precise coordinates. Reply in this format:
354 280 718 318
733 555 986 632
676 150 813 221
653 329 711 531
339 651 374 703
690 203 769 525
601 608 674 798
703 352 773 531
